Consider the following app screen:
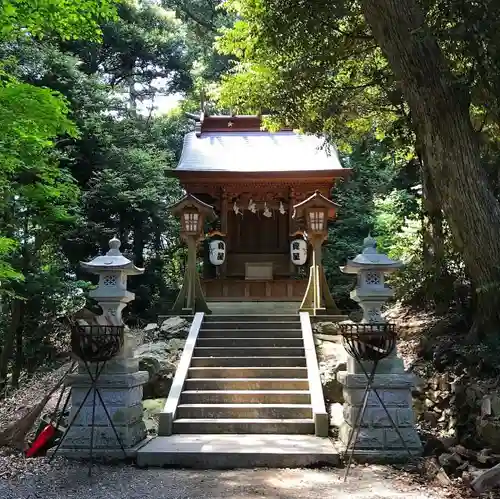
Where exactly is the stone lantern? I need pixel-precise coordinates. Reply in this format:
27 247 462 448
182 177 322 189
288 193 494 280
341 234 402 324
293 190 340 315
169 193 217 314
81 237 143 324
337 235 422 461
58 237 149 458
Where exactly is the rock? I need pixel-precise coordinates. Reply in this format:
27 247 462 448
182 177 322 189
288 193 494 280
477 448 496 465
160 316 190 338
491 395 500 417
438 373 450 391
142 316 190 343
143 322 159 334
424 398 434 409
317 341 348 404
423 411 439 427
165 338 186 351
438 452 462 471
313 322 340 335
466 385 482 407
477 418 500 452
141 323 160 343
135 339 186 399
138 356 161 381
439 435 458 450
314 333 342 343
435 468 452 486
142 398 166 435
471 461 500 494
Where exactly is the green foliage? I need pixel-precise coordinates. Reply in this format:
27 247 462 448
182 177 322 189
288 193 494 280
373 192 466 307
62 1 192 105
373 190 418 255
322 139 397 307
0 71 78 287
0 0 118 41
161 0 235 112
0 0 118 290
216 0 409 151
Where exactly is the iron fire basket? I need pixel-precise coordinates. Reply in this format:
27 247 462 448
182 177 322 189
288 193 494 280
339 322 414 480
50 323 127 476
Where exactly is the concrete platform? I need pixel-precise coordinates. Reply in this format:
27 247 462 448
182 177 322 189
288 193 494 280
136 434 340 469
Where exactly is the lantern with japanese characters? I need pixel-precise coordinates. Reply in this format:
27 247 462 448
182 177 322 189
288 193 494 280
290 233 307 266
208 231 226 266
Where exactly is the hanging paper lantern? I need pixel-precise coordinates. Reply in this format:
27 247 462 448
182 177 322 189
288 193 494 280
290 238 307 266
209 239 226 266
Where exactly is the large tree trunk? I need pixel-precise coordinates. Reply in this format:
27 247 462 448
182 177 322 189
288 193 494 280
361 0 500 340
417 141 452 312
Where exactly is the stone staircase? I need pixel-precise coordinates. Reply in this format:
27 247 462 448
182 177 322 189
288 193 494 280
173 314 314 434
137 312 338 468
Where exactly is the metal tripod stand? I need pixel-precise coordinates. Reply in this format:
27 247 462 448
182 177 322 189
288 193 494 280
339 323 414 480
50 324 127 476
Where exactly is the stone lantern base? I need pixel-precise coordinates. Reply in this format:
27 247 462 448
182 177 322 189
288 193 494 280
337 365 422 461
56 358 149 459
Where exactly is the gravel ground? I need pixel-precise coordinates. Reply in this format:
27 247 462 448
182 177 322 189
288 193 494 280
0 458 450 499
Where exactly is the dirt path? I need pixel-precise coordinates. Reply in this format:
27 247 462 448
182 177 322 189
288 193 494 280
0 462 447 499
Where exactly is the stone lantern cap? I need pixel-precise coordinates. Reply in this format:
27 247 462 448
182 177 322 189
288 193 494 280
341 234 402 275
80 237 144 275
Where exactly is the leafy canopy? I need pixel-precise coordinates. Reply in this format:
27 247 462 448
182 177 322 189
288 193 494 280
0 0 118 285
0 0 118 41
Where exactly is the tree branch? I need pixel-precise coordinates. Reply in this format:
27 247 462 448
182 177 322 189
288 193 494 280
176 1 217 32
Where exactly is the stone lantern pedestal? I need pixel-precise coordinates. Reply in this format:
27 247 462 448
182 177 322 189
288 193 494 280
57 238 149 458
337 236 422 461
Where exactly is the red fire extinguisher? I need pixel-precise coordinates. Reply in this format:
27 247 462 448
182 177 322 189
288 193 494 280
26 424 57 457
25 365 74 458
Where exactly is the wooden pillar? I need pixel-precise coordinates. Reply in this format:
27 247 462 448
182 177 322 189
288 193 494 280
171 234 211 314
299 234 340 316
220 188 228 278
288 187 296 276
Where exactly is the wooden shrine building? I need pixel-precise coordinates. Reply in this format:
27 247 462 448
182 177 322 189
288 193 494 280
172 114 350 308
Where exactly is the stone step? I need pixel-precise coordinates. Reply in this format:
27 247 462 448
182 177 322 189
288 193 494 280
184 378 309 391
193 347 305 357
196 337 304 348
190 356 306 368
136 434 340 469
180 390 311 405
172 418 315 434
198 329 303 338
204 315 299 322
176 403 313 419
187 366 308 379
202 321 301 330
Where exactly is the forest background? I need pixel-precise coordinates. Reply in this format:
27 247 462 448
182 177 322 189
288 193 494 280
0 0 494 394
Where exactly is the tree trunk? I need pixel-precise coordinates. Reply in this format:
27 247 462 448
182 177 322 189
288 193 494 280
361 0 500 340
417 141 452 312
10 314 23 389
133 225 145 268
0 299 22 396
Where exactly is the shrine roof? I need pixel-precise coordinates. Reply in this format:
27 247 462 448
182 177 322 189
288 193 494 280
175 116 345 174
